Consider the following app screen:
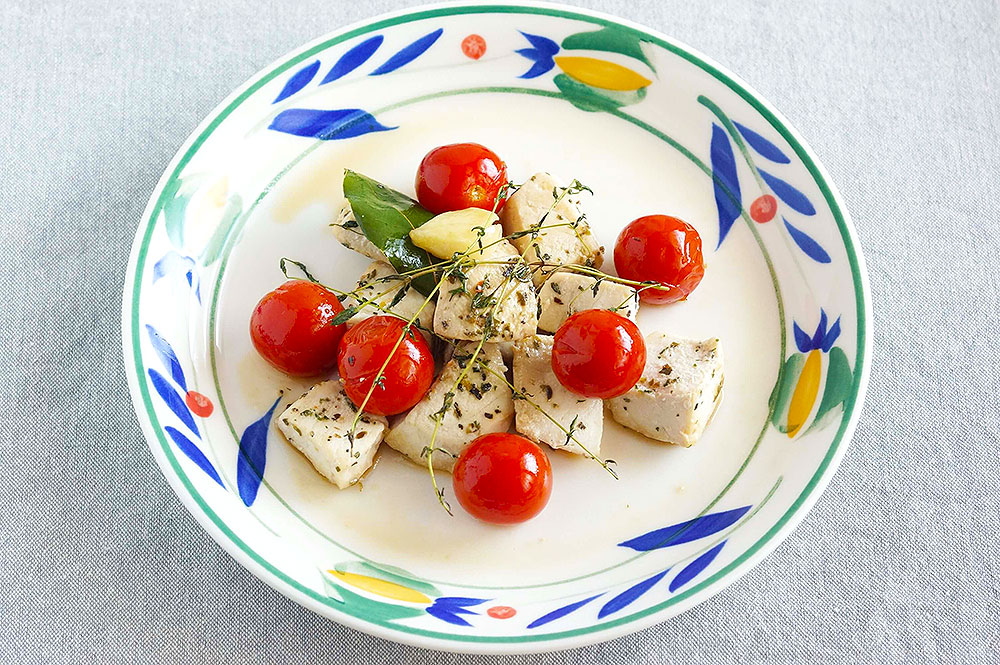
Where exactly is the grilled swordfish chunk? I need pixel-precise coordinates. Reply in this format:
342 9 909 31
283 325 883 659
536 272 638 333
607 333 724 447
512 335 603 457
499 172 603 286
385 342 513 472
277 381 387 489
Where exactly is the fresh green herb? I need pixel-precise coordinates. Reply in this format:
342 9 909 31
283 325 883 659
342 170 437 294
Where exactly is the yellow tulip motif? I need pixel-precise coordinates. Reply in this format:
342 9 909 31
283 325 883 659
323 562 507 627
553 56 651 91
771 310 853 437
327 570 431 603
514 27 655 111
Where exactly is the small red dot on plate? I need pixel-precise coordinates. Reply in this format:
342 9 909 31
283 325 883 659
462 34 486 60
186 390 214 417
750 194 777 223
487 605 516 619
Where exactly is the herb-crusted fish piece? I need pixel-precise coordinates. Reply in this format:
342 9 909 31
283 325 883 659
499 172 603 286
277 381 387 489
433 240 538 342
342 260 434 341
607 333 724 447
513 335 602 456
386 342 513 472
537 272 638 333
331 202 387 261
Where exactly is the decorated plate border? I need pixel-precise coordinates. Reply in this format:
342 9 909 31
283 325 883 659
122 1 871 653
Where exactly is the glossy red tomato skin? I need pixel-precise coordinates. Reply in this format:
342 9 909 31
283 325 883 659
415 143 508 214
613 215 705 304
249 280 346 377
336 316 434 416
551 310 646 399
453 433 553 524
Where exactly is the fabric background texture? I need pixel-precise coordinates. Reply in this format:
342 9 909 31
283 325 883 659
1 0 997 663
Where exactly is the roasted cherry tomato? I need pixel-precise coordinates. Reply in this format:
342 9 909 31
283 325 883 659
250 280 346 376
415 143 508 214
551 309 646 399
336 316 434 416
613 215 705 304
452 433 553 524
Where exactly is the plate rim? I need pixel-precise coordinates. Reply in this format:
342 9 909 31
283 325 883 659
121 0 872 654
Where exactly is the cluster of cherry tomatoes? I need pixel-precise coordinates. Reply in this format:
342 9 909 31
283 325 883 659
250 142 706 524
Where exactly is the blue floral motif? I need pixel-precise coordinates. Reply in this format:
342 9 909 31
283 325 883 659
669 541 726 592
598 569 669 618
236 396 282 506
784 218 831 263
618 505 750 551
760 169 816 216
273 60 320 103
516 31 560 78
370 28 443 75
527 594 603 629
268 108 395 140
145 325 222 485
793 309 841 353
321 35 384 84
425 596 489 626
734 121 790 164
709 123 742 247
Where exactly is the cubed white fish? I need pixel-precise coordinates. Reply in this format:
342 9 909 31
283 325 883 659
331 202 386 261
499 172 603 286
607 333 724 447
385 343 513 471
433 240 537 342
343 260 434 341
276 381 387 489
537 272 638 333
513 335 603 457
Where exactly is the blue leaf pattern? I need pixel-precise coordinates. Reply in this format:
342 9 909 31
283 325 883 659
617 505 750 551
516 31 559 78
669 541 726 592
710 123 742 247
165 426 223 486
152 251 194 283
735 122 790 164
370 28 443 75
425 597 488 626
153 252 200 301
527 594 603 629
273 60 320 103
784 218 831 263
793 321 813 353
321 35 383 84
760 169 816 215
811 310 828 349
598 569 670 619
145 325 187 391
822 317 842 352
148 369 199 438
236 396 281 506
268 108 395 140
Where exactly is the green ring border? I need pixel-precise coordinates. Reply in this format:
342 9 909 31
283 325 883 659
123 2 870 653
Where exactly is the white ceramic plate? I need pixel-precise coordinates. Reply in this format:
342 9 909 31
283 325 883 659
122 2 871 653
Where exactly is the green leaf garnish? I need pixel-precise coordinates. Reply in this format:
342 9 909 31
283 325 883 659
342 170 436 295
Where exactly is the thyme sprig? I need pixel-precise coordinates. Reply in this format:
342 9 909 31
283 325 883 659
284 176 651 512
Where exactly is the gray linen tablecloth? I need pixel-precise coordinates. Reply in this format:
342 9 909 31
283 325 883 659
1 0 997 662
